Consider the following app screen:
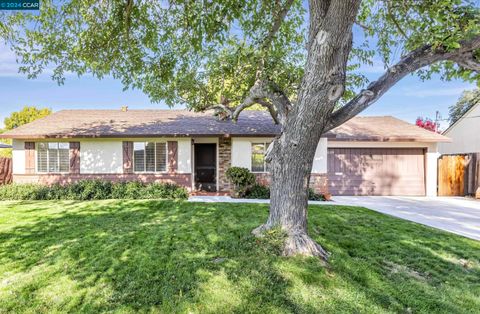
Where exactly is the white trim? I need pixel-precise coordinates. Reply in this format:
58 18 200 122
251 141 270 173
35 141 70 174
132 141 168 173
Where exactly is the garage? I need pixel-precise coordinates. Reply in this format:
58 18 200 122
327 148 426 196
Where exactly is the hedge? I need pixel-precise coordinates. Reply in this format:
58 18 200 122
245 184 326 201
0 180 189 201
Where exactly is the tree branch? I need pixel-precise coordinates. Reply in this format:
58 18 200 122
256 0 295 79
260 0 295 52
451 51 480 72
326 35 480 131
209 79 292 125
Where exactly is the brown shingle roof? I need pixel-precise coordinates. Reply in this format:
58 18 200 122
329 116 450 142
0 109 450 142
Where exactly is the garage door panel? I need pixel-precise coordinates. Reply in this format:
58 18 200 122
327 148 425 196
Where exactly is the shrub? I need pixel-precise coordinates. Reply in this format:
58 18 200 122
308 188 326 201
244 185 326 201
245 184 270 199
0 180 188 201
225 167 255 197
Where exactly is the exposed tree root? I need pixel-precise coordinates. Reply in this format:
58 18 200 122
252 224 330 263
252 223 270 237
283 231 329 262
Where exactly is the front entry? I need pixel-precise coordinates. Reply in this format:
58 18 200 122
194 143 217 191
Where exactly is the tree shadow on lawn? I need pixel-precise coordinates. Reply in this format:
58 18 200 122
0 201 479 313
310 205 480 313
0 200 311 313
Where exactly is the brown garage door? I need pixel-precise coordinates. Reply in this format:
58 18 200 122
327 148 426 196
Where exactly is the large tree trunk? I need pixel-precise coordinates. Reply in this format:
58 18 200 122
252 126 329 260
252 1 361 261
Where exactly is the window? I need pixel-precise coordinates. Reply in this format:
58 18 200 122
133 142 167 172
37 142 70 173
251 142 270 172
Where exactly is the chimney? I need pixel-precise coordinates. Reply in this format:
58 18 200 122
121 105 128 112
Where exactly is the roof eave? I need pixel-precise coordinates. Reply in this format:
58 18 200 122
328 136 452 143
0 133 280 139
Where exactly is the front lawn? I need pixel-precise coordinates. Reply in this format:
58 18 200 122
0 200 478 313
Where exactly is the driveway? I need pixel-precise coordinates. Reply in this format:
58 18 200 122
333 196 480 241
189 195 480 241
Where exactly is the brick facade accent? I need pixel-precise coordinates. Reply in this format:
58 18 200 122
218 137 231 192
13 173 192 190
310 174 329 194
253 173 329 194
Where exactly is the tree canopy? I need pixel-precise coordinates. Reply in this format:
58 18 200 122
448 88 480 124
0 106 51 157
3 106 51 130
0 0 478 117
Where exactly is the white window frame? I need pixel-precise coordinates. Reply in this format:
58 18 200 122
36 142 70 174
133 141 168 173
251 142 270 173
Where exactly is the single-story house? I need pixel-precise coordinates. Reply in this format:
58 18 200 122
0 109 450 196
438 102 480 154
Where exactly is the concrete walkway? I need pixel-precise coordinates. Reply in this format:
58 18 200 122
188 195 480 241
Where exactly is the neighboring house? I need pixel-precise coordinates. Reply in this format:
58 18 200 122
439 102 480 154
0 109 450 196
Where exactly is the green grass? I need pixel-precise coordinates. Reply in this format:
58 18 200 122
0 200 479 313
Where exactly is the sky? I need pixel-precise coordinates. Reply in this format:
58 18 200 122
0 38 476 131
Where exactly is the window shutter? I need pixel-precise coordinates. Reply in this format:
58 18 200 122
69 142 81 174
123 141 133 173
24 142 35 174
167 141 178 173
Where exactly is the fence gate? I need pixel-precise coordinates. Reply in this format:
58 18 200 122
0 157 12 185
438 155 466 196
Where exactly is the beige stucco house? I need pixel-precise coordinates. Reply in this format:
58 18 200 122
0 109 450 196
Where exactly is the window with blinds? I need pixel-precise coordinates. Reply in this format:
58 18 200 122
251 142 271 172
133 142 167 172
37 142 70 173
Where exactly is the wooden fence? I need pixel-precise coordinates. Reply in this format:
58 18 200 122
0 157 12 185
438 153 480 197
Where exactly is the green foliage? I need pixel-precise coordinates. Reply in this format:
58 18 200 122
308 188 326 201
0 180 188 201
244 184 326 201
225 167 255 197
448 88 480 124
0 0 306 109
357 0 480 85
0 106 50 158
0 1 477 110
245 183 270 199
3 106 51 130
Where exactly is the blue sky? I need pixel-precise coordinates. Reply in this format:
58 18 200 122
0 41 475 130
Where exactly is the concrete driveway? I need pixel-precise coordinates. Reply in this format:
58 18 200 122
189 195 480 241
332 196 480 241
